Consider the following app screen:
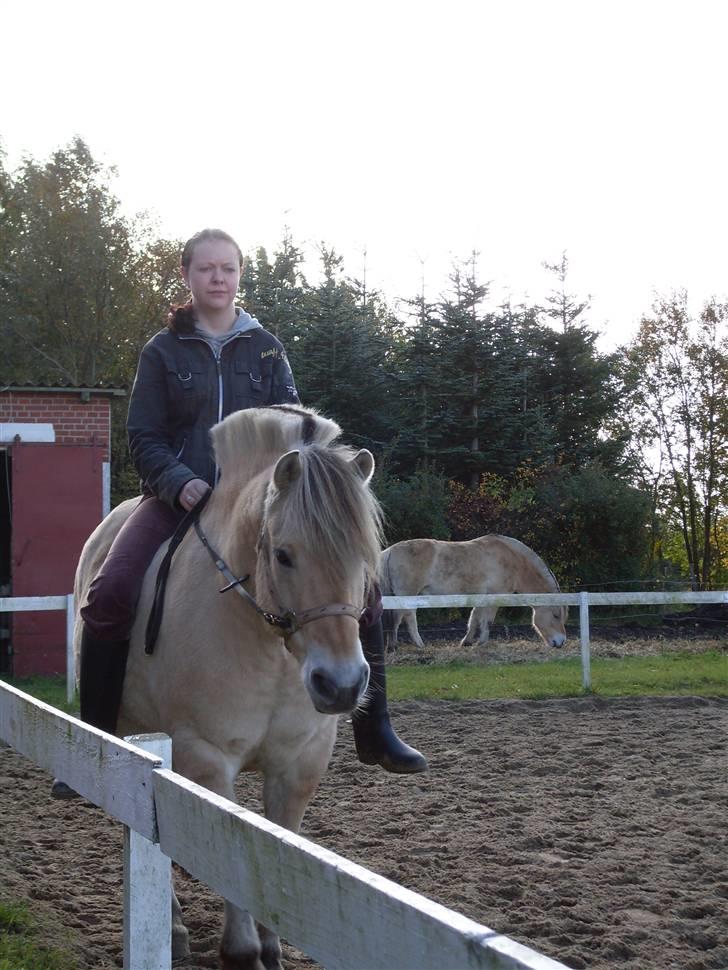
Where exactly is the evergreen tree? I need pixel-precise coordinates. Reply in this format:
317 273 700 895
386 287 446 475
293 247 394 453
533 252 622 468
239 231 306 349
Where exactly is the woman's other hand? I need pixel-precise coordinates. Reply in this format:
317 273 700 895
178 478 211 511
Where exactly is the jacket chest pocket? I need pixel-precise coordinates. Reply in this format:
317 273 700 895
232 358 272 410
166 364 206 418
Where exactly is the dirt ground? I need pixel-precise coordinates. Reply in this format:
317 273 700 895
0 639 726 970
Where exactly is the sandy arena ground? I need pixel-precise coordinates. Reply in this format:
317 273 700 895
1 634 726 970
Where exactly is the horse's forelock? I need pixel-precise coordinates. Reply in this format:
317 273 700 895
269 444 383 584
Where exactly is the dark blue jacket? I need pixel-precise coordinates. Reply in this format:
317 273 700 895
127 323 299 507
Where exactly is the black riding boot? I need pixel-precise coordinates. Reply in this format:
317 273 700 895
78 625 131 734
51 626 130 799
352 617 428 774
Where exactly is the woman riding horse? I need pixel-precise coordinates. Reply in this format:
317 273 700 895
61 228 426 783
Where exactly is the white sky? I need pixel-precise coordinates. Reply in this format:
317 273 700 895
2 0 726 350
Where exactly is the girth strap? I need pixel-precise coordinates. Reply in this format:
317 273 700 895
144 489 212 654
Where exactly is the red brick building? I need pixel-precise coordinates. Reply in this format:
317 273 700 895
0 385 126 676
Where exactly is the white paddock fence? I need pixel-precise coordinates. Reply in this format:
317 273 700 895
0 594 75 702
384 590 728 690
1 590 726 698
0 680 568 970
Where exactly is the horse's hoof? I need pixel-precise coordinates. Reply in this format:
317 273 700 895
260 942 283 970
50 779 80 800
218 947 266 970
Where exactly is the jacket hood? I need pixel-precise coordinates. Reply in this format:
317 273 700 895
193 307 262 340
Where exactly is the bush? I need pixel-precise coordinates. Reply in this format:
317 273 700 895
374 464 451 546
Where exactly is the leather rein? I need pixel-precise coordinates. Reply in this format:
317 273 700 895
193 516 364 640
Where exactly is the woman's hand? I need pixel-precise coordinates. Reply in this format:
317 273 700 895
178 478 211 511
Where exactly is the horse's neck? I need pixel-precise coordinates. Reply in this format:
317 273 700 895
204 476 266 574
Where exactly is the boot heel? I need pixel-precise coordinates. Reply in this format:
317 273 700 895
50 779 79 800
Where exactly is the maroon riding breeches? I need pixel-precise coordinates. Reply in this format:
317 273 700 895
81 495 184 641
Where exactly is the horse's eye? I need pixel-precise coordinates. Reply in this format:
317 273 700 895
274 548 293 568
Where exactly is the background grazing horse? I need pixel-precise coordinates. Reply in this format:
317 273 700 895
381 535 567 650
74 405 382 970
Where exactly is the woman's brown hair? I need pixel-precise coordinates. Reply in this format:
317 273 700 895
168 228 244 332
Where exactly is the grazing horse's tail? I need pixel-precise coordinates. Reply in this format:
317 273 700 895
379 546 395 641
379 546 394 596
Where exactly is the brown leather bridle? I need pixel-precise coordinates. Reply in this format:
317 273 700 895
193 517 364 639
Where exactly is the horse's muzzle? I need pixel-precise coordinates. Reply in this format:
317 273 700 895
308 665 370 715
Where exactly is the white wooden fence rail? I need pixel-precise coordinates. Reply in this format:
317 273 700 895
0 680 567 970
383 590 728 689
1 590 725 697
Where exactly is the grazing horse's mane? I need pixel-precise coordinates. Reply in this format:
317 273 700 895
212 405 384 583
495 534 561 591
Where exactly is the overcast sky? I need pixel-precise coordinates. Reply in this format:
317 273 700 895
2 0 726 350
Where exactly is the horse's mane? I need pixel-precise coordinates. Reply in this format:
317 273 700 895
212 406 383 584
494 535 561 592
211 405 342 483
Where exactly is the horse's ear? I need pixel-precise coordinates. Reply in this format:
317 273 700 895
273 450 302 491
350 449 375 484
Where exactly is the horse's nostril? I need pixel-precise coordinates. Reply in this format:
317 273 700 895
311 669 338 705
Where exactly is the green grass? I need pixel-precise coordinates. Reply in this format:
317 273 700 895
386 650 728 701
0 676 77 715
3 652 726 712
0 900 75 970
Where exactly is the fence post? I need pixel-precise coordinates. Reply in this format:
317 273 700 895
123 733 172 970
579 592 591 690
65 594 74 704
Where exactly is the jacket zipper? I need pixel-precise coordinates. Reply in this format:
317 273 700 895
179 332 250 485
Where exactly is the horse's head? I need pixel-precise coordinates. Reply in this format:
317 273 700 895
532 605 568 648
256 443 383 714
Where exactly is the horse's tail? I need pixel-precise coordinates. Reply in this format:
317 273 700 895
379 545 395 596
379 546 396 643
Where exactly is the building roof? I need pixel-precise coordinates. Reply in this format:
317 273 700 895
1 382 126 397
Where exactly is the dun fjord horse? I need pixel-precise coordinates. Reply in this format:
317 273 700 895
74 406 382 970
381 535 567 650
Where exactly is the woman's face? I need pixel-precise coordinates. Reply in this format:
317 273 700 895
182 239 242 317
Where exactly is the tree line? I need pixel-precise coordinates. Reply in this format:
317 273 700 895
1 139 726 590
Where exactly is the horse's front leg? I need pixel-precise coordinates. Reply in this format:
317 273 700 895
174 738 265 970
256 723 338 970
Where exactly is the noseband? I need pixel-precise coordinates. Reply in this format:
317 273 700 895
193 518 364 639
